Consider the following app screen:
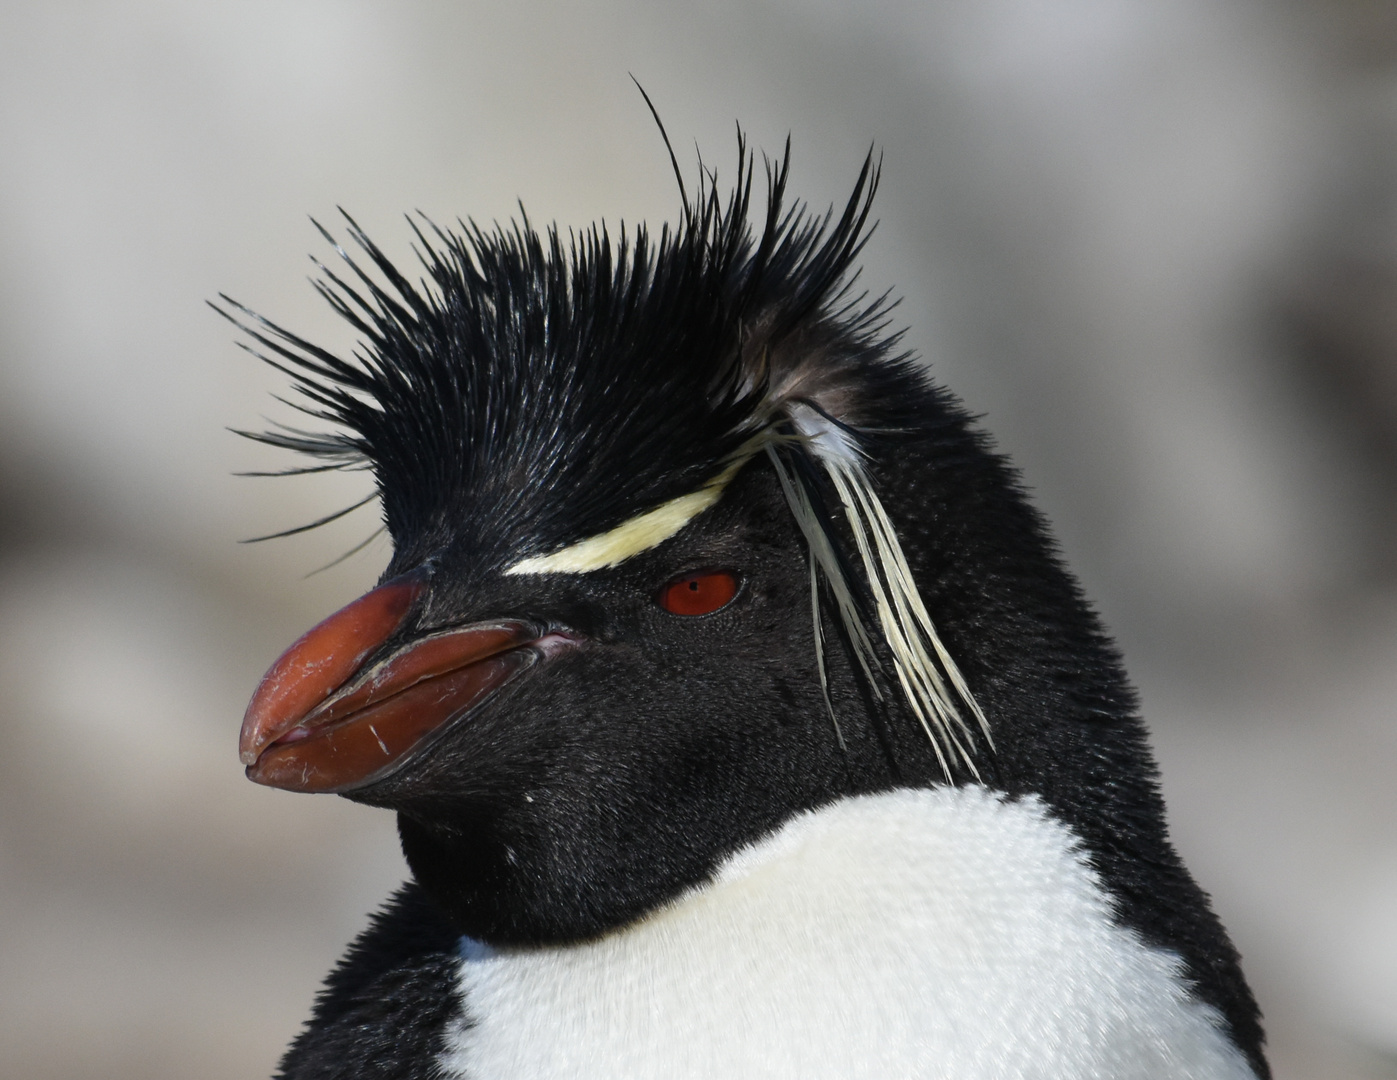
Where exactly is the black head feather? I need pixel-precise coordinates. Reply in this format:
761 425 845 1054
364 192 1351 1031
215 139 915 578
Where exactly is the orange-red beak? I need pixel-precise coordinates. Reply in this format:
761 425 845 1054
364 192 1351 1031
239 572 540 793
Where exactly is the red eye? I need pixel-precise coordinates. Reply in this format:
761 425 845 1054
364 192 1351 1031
658 571 740 616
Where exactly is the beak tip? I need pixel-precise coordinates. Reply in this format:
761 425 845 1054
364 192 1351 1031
238 719 263 765
236 571 427 782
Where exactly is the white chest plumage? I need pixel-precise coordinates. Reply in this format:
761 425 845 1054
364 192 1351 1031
438 786 1254 1080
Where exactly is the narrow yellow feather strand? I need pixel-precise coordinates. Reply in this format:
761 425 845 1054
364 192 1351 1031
784 408 991 781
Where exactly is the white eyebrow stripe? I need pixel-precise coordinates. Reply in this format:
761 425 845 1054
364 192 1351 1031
502 458 746 576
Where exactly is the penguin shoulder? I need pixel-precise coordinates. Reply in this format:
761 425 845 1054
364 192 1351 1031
277 885 462 1080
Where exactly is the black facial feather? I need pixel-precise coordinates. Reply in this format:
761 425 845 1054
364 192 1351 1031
214 138 909 576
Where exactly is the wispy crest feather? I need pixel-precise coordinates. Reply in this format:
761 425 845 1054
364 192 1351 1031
760 405 990 780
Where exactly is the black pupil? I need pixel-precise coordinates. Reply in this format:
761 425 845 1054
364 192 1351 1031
688 580 700 591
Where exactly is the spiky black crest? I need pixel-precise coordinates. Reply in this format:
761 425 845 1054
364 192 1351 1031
215 137 905 572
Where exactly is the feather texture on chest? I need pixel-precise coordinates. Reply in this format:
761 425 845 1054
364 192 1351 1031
438 786 1254 1080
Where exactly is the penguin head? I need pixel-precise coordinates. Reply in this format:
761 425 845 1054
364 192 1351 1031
227 145 1011 944
220 133 1273 1080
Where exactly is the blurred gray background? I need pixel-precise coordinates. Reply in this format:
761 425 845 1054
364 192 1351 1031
1 2 1395 1077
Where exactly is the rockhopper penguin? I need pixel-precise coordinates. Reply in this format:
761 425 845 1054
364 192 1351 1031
223 136 1269 1079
